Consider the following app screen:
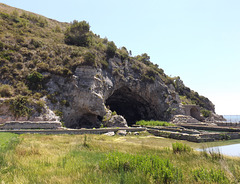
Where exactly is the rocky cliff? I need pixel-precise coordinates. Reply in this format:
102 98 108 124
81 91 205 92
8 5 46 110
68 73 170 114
0 3 222 128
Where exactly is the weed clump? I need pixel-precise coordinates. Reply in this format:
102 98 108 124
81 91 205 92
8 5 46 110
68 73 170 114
0 84 14 97
172 142 192 154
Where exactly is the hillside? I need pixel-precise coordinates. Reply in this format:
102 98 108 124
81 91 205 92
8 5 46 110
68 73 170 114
0 3 218 128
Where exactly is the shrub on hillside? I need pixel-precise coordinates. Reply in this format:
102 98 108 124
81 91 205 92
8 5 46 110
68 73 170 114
201 109 211 118
27 71 43 90
64 20 91 47
106 41 117 58
0 84 14 97
83 52 96 66
8 95 31 117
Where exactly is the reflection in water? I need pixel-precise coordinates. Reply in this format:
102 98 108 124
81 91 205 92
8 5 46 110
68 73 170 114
198 144 240 157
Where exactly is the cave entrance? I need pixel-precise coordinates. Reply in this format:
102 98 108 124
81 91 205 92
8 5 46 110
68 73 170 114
190 107 200 120
105 87 155 126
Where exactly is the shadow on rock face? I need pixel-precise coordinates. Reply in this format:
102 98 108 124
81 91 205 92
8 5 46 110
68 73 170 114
105 86 156 126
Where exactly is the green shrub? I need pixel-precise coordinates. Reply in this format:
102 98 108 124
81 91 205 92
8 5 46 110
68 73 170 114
136 53 151 66
60 100 70 107
172 142 192 154
64 20 91 47
9 95 32 117
47 93 58 104
141 68 157 83
54 110 63 118
36 62 49 72
0 41 4 51
16 82 31 96
201 109 211 118
0 84 14 97
30 38 42 48
106 41 117 58
100 151 182 183
35 100 45 113
27 71 43 90
83 52 96 66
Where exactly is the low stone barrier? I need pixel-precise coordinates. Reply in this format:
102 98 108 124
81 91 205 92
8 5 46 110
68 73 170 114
179 124 240 132
215 122 240 127
147 129 240 143
0 127 147 135
0 121 62 129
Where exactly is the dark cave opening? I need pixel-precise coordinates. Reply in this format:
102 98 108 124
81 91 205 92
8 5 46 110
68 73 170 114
105 87 155 126
190 107 201 121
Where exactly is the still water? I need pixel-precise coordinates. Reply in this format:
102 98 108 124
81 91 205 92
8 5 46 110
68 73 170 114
198 144 240 157
223 115 240 123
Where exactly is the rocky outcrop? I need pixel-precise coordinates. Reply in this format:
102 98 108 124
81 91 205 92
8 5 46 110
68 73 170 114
171 115 200 124
104 115 128 128
44 57 183 128
0 98 60 124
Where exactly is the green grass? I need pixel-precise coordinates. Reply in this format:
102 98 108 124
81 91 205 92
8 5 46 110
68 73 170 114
0 132 19 150
136 120 175 127
0 133 239 183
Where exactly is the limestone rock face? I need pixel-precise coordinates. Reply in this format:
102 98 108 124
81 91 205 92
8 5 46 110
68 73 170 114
171 115 200 124
205 113 226 122
105 115 128 128
0 98 60 124
45 58 182 128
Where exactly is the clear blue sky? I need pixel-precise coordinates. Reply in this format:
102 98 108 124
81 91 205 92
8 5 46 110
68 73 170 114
1 0 240 115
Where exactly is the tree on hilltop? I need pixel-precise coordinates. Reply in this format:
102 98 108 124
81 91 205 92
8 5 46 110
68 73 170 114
64 20 91 47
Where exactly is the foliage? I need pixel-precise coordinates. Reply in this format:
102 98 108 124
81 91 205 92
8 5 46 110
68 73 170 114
27 71 43 90
192 168 229 183
106 41 117 58
83 52 96 66
64 20 91 47
8 95 32 117
35 100 45 113
136 120 174 127
172 142 192 154
136 53 151 66
54 110 63 118
100 151 183 183
201 109 211 118
0 84 14 97
141 68 157 82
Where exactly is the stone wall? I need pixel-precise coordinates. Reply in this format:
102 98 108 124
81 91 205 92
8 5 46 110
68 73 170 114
0 121 62 129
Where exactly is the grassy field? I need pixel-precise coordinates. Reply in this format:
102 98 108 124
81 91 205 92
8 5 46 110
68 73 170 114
0 132 240 183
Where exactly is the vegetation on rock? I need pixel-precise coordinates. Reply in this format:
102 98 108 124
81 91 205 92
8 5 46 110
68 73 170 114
0 3 215 123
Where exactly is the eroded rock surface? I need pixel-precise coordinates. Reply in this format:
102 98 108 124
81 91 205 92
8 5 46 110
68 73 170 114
45 58 183 128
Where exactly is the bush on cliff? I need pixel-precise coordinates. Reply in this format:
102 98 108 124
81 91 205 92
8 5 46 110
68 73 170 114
106 41 117 58
27 71 43 90
0 84 14 97
64 20 91 47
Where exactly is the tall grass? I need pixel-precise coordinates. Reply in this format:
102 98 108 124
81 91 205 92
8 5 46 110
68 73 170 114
172 142 192 154
0 133 19 168
0 134 238 183
100 151 183 183
136 120 175 127
192 168 229 183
